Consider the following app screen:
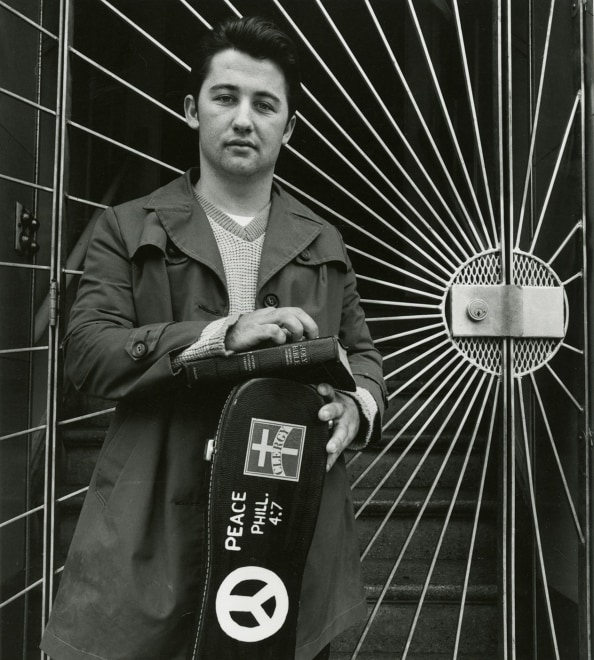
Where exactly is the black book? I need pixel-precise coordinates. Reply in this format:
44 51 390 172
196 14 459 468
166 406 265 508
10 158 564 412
183 335 356 391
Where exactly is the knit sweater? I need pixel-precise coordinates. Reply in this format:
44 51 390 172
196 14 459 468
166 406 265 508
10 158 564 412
171 192 377 446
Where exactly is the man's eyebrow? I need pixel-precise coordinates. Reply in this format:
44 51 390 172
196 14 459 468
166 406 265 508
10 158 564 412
208 83 282 104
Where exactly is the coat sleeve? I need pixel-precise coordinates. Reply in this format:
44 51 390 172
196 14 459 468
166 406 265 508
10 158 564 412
338 251 387 438
63 207 212 401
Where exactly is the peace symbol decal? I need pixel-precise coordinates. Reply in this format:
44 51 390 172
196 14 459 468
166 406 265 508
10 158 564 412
215 566 289 642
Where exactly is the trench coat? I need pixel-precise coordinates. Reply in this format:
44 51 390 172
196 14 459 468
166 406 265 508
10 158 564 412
41 169 386 660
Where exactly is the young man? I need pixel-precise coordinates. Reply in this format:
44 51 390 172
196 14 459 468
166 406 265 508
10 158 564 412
41 17 386 660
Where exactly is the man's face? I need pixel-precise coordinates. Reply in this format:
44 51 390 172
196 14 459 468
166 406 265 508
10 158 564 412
185 48 296 182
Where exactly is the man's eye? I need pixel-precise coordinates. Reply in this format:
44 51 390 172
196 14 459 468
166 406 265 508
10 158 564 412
256 102 274 113
215 95 235 104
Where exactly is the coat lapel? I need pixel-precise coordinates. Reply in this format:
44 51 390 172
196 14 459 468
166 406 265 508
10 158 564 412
143 170 227 288
140 172 324 295
258 184 323 290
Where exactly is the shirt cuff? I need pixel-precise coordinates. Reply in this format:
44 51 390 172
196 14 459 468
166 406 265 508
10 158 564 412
170 314 240 371
342 386 379 450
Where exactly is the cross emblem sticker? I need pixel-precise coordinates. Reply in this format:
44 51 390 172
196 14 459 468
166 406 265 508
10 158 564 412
244 419 306 481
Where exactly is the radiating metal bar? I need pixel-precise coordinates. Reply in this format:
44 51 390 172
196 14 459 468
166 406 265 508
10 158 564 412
0 1 58 39
98 0 190 71
176 0 212 30
516 0 557 248
362 1 477 260
547 221 582 266
562 271 583 286
355 273 442 300
222 0 242 18
68 121 184 174
355 352 464 491
357 363 474 527
273 0 477 255
388 347 459 403
366 314 442 323
0 346 48 355
384 338 454 382
382 330 448 362
453 378 500 658
561 342 584 355
58 408 115 426
528 92 581 253
276 175 450 283
0 261 51 271
57 486 89 503
360 300 439 309
64 194 108 210
372 322 444 345
315 0 482 253
300 86 470 263
0 425 46 443
70 48 186 122
347 240 450 289
62 268 83 276
316 0 482 253
352 367 479 656
529 373 585 543
516 378 561 659
286 145 453 279
402 373 492 658
0 504 44 530
0 86 56 115
0 579 43 610
406 0 491 250
0 172 54 192
451 0 498 242
297 112 459 272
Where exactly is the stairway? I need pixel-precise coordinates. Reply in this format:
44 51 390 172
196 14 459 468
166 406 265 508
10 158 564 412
330 379 500 660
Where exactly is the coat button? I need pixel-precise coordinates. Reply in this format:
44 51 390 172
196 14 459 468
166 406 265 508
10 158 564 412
132 341 148 358
264 293 279 308
166 242 180 257
300 248 311 261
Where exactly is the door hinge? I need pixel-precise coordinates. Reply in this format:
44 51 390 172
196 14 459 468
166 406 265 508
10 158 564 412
49 280 59 327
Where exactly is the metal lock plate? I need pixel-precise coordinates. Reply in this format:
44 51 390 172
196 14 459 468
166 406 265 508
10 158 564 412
450 284 565 338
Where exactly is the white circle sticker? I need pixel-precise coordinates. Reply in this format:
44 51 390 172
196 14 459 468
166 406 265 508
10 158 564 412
215 566 289 642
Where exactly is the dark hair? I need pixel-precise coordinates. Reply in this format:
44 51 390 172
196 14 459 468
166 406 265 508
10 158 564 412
188 16 301 118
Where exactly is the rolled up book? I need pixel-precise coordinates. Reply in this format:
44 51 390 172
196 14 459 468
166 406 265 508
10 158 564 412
183 335 356 391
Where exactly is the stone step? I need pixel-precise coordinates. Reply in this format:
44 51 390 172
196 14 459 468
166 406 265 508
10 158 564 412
361 558 496 603
331 599 497 658
355 493 496 562
347 445 492 491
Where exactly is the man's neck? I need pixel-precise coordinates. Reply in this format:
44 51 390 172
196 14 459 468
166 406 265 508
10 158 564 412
195 172 272 217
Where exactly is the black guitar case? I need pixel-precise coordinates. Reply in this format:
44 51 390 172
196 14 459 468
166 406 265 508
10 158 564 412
191 378 328 660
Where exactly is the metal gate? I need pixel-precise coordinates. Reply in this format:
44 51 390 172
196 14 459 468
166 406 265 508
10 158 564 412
0 1 591 658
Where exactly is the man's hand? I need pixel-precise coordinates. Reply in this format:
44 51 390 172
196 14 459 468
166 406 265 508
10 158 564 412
317 383 360 472
225 307 319 352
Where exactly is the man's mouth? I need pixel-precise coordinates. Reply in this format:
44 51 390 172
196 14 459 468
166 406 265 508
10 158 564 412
226 140 257 150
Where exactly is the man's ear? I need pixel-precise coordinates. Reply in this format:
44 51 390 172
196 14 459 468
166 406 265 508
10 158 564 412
282 114 297 145
184 94 200 130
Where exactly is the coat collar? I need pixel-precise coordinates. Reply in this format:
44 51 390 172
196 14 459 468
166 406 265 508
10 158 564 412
141 170 324 291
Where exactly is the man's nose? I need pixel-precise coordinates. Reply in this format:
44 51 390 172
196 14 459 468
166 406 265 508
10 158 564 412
232 100 254 132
